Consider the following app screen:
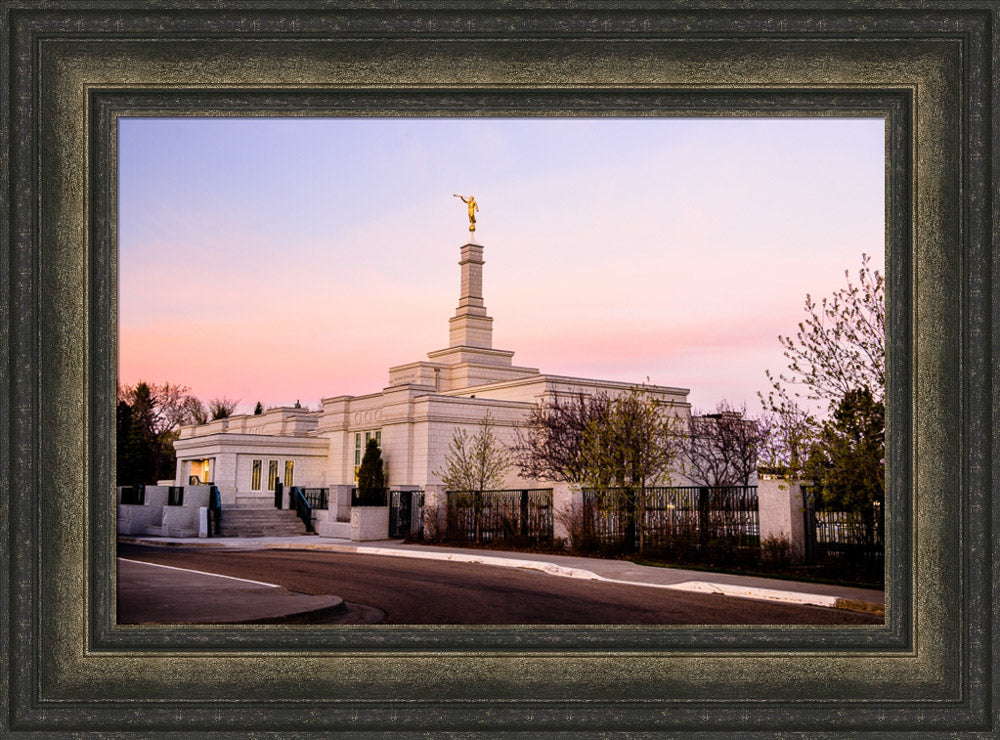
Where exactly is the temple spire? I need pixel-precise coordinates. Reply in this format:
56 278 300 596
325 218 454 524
449 240 494 348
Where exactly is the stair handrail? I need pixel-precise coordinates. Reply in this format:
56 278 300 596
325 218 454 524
208 485 222 537
288 486 314 533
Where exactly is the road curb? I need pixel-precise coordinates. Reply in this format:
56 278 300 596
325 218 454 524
258 542 863 610
833 597 886 617
119 536 883 613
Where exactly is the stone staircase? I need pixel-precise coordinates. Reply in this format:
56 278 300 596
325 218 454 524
217 506 312 538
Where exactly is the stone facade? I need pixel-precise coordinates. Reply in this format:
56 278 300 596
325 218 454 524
172 237 693 498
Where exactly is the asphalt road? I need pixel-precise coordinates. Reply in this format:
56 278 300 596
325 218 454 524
119 544 880 625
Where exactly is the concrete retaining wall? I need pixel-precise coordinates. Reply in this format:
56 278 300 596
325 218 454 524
116 485 216 538
350 506 390 541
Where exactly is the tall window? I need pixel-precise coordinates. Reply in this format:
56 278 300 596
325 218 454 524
250 459 262 490
284 460 294 487
267 460 278 490
354 430 382 480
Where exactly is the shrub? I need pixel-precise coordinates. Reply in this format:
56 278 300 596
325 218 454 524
760 534 792 568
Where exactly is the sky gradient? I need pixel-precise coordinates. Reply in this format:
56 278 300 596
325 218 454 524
119 117 885 415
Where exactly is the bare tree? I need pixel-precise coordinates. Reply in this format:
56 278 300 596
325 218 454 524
436 413 511 492
757 401 813 477
514 387 683 489
687 401 769 487
514 386 684 551
760 253 885 475
512 392 611 484
117 381 204 483
765 253 885 408
207 397 239 420
436 413 512 543
687 412 740 488
579 387 683 492
186 396 208 425
579 387 685 550
119 382 204 437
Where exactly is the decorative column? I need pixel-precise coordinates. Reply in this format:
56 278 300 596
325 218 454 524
448 240 494 348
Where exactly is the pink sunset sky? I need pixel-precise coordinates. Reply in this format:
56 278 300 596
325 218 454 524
118 117 885 415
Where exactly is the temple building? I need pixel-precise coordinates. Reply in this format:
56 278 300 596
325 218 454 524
172 232 692 508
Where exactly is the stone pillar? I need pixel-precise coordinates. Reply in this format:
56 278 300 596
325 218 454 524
331 484 354 523
212 453 239 506
449 241 494 348
757 477 807 564
422 484 448 540
552 483 582 547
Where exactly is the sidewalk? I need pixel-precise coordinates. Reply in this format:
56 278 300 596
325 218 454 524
118 534 885 619
117 556 383 625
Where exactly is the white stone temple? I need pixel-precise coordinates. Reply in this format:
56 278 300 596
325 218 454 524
172 234 692 508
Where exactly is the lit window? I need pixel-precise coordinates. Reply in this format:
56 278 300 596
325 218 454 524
267 460 278 489
353 429 382 482
284 460 294 487
354 430 382 462
251 459 262 490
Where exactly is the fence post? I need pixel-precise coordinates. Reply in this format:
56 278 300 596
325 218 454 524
757 477 807 564
698 487 710 551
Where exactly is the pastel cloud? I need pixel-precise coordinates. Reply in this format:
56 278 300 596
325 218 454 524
118 117 884 413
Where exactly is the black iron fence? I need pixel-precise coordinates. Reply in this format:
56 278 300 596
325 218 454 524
446 489 554 545
299 488 329 510
389 490 424 539
119 485 145 505
802 486 883 565
582 486 759 553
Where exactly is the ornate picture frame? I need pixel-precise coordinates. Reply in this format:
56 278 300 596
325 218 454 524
2 2 995 735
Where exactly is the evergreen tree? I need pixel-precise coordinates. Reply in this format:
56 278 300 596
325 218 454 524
254 401 263 415
356 438 385 505
805 387 885 546
116 380 203 485
116 400 146 485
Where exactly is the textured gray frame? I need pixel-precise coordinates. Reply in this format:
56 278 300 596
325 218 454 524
1 1 995 736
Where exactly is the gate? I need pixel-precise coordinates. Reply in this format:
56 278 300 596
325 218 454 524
389 490 423 539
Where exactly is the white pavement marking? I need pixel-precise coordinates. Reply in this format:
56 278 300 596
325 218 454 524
616 580 839 608
118 558 281 588
278 545 840 608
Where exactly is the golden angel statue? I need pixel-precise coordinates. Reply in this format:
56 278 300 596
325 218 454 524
453 194 478 232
